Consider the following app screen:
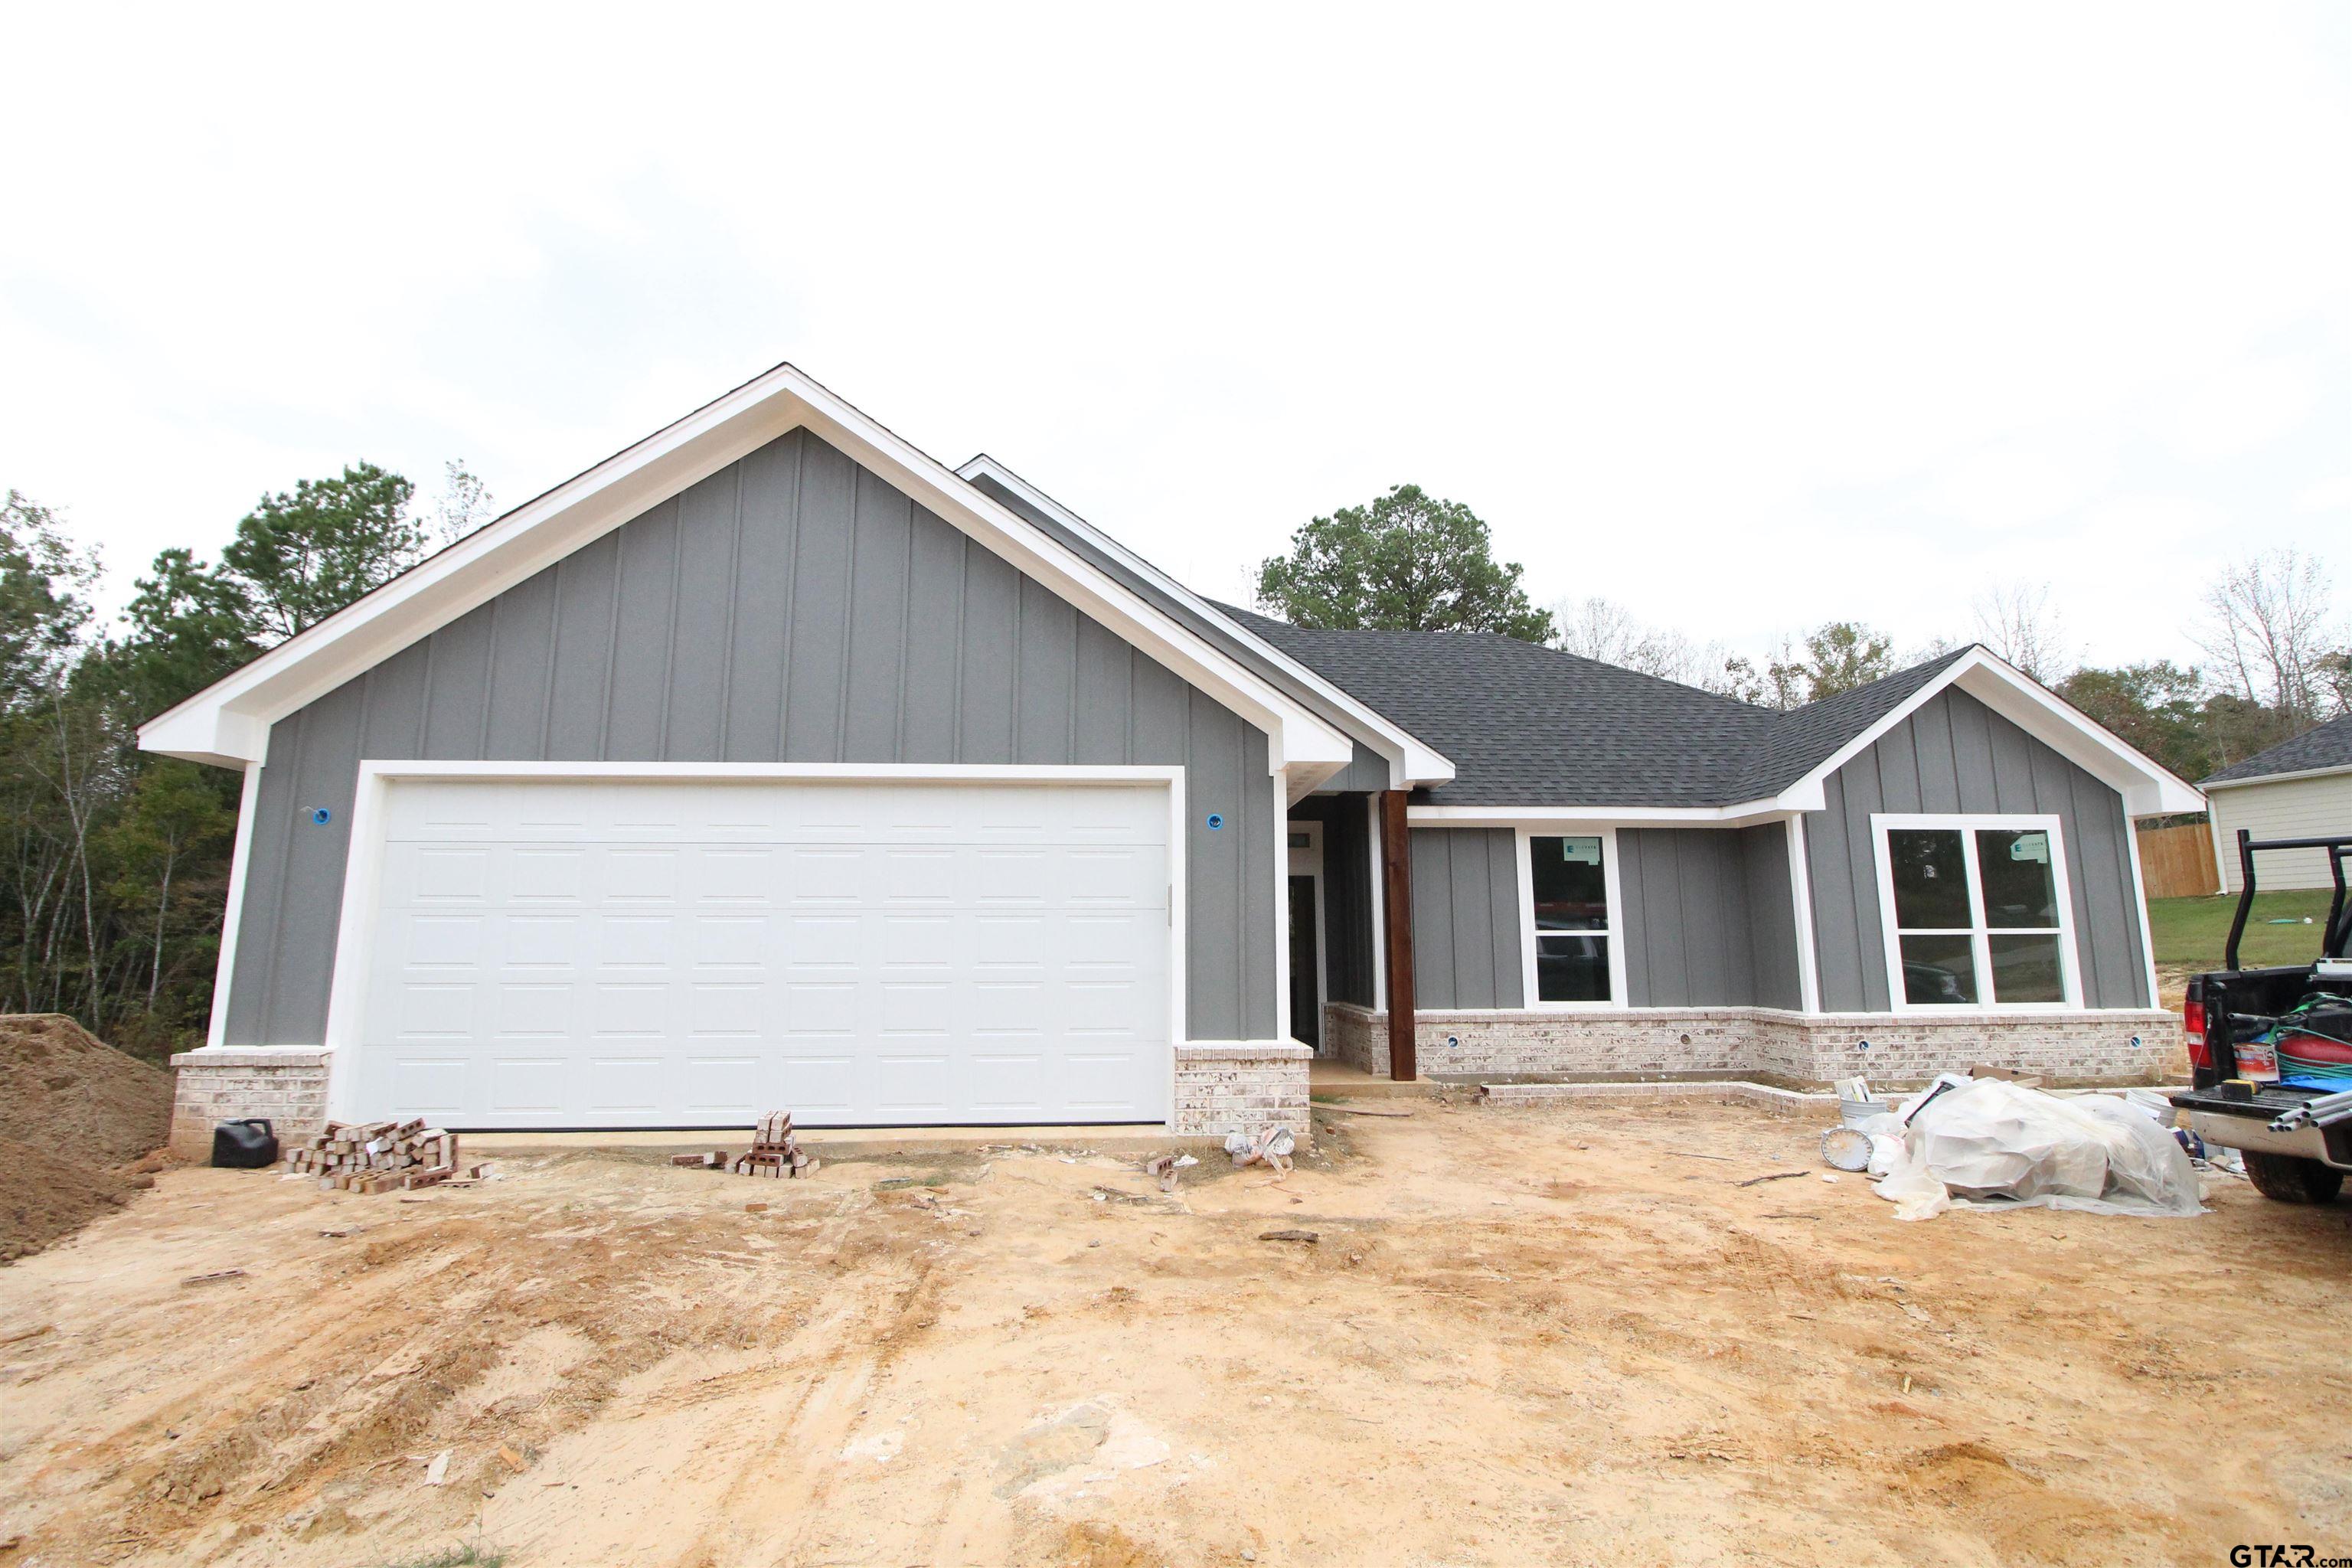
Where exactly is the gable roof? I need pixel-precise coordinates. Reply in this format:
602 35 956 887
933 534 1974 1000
1217 606 1769 806
956 456 1452 789
1217 613 2204 819
138 364 1355 780
2201 714 2352 789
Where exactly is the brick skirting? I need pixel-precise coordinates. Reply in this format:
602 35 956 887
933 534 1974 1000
1324 1003 2184 1089
1171 1042 1312 1138
168 1047 332 1159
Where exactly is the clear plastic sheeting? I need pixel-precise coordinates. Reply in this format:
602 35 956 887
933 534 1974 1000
1870 1075 2204 1221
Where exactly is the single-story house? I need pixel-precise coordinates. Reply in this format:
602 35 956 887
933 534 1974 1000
2203 715 2352 893
148 364 2203 1151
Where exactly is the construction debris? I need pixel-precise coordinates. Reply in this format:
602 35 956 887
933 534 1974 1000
179 1269 247 1287
727 1111 815 1179
1258 1228 1319 1243
1142 1152 1199 1192
284 1120 479 1194
1226 1125 1295 1178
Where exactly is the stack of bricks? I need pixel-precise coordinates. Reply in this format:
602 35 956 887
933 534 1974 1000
671 1111 812 1178
285 1119 477 1194
734 1109 811 1178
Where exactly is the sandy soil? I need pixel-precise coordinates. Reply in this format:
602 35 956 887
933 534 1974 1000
0 1014 173 1263
2 1097 2347 1567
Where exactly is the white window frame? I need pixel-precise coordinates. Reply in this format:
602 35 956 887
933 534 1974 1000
1514 825 1629 1011
1870 812 2081 1014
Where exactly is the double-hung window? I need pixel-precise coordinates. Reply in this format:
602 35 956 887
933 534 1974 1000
1524 832 1617 1004
1873 815 2078 1011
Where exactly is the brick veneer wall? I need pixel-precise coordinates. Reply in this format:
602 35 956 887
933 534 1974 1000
1323 1003 2183 1089
168 1047 332 1159
167 1042 1309 1150
1171 1042 1312 1137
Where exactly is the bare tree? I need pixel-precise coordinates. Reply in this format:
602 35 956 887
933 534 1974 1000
1972 581 2073 683
2192 547 2339 724
1550 596 1721 685
430 460 498 546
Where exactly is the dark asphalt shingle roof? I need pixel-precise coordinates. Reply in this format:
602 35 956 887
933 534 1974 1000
1213 603 1975 806
2202 714 2352 786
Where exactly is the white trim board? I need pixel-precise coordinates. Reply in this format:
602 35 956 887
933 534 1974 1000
1512 826 1632 1012
956 453 1455 791
1786 648 2204 819
2200 763 2352 791
140 364 1352 779
1868 812 2082 1016
203 761 265 1050
317 760 1191 1128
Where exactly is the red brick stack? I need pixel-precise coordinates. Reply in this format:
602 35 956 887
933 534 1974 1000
284 1119 479 1194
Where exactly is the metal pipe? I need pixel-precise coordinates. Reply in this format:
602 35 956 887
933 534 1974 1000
2224 828 2256 972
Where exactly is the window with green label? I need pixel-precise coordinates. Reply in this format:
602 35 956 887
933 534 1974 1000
1880 818 2073 1008
1528 834 1612 1003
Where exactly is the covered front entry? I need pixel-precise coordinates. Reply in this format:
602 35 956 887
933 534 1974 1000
341 770 1176 1129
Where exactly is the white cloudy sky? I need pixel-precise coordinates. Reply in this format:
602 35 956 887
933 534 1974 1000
2 3 2344 672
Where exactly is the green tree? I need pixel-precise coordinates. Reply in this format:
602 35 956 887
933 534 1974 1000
109 547 265 720
100 760 235 1027
1255 484 1554 642
2056 662 2211 781
220 462 423 640
1 492 95 705
1800 622 1896 700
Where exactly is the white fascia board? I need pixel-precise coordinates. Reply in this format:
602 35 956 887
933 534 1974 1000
955 454 1454 789
1410 802 1799 828
1769 647 2206 820
2200 763 2352 792
140 364 1352 777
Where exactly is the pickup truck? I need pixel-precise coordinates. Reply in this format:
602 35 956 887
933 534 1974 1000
2168 830 2352 1205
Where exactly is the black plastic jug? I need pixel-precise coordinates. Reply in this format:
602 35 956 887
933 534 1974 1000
211 1118 279 1169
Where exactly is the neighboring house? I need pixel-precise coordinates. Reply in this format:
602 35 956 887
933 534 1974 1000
145 364 2203 1151
2202 715 2352 893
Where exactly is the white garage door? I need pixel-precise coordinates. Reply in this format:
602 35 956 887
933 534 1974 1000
350 776 1171 1127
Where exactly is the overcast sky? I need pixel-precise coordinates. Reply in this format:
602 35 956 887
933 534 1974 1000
3 4 2344 674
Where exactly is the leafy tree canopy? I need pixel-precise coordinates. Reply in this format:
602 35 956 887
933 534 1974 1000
1255 484 1554 642
221 462 423 641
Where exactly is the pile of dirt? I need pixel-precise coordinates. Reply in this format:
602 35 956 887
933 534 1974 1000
0 1013 174 1262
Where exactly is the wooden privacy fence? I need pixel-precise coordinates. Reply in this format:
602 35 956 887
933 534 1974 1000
2136 820 2219 900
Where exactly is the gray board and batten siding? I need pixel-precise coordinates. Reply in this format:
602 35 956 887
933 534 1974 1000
1403 823 1805 1011
1802 686 2151 1012
225 427 1280 1050
1619 825 1805 1010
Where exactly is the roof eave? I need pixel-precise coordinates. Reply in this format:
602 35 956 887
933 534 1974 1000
140 366 1355 776
1779 648 2206 819
952 454 1455 790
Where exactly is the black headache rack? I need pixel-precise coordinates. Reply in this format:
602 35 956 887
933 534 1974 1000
2222 830 2352 972
2187 831 2352 1093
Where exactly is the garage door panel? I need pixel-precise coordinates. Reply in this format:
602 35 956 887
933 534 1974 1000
968 1053 1046 1114
684 1056 762 1113
598 917 674 971
590 982 670 1037
688 982 765 1037
495 982 573 1039
1063 1051 1147 1113
587 1057 663 1111
387 1056 468 1114
871 1052 952 1114
358 778 1171 1126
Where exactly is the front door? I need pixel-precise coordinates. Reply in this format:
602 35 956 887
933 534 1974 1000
1286 821 1325 1052
1288 874 1320 1050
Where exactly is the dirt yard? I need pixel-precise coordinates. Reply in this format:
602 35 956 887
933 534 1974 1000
2 1097 2347 1567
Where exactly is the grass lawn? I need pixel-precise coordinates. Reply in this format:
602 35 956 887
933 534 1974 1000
2146 888 2342 972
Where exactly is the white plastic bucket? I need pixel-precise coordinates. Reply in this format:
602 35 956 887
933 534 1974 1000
1821 1126 1873 1171
1838 1094 1887 1129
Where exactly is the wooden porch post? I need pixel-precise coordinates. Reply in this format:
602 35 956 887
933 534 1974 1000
1379 789 1417 1082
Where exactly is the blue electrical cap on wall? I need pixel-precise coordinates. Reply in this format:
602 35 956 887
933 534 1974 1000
309 807 332 825
1204 812 1224 831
